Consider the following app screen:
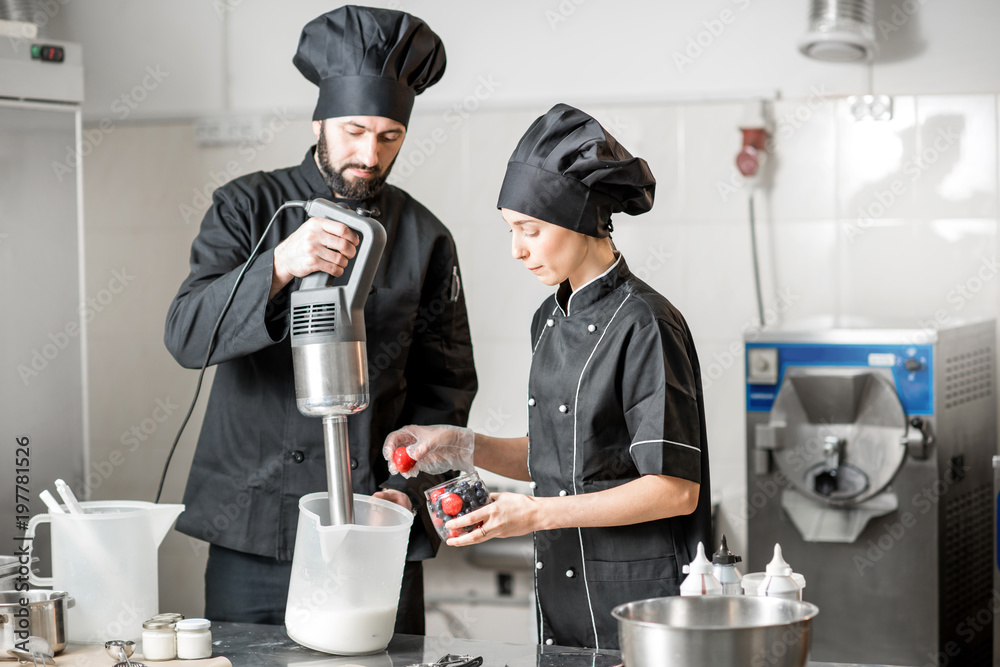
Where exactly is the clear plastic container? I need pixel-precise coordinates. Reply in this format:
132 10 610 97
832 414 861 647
424 471 493 541
285 493 413 655
741 572 765 596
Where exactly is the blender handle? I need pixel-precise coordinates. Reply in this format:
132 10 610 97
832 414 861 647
299 198 387 318
24 513 53 587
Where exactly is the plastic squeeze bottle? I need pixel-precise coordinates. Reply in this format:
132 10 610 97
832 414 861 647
712 534 744 595
680 542 723 596
759 543 801 601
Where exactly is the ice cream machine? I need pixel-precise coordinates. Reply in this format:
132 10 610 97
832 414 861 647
744 322 996 666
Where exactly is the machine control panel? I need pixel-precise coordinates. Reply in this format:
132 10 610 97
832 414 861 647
746 342 933 415
746 347 779 385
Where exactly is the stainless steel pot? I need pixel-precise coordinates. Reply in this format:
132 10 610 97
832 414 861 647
612 596 819 667
0 590 74 655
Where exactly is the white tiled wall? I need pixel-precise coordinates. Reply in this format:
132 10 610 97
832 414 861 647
79 92 1000 635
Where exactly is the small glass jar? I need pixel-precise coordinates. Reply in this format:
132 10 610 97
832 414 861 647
424 471 493 541
141 619 176 661
175 618 212 660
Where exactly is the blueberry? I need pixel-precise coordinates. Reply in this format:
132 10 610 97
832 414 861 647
474 481 484 490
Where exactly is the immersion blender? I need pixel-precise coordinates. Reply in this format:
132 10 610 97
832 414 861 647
290 198 387 525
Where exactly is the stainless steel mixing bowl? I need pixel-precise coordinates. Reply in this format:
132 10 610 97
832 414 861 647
612 595 819 667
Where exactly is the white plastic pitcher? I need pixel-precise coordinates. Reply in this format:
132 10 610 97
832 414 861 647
285 493 412 655
25 500 184 643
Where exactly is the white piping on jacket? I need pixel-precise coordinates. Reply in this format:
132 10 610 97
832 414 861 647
560 254 622 317
570 291 633 649
528 304 559 642
630 438 701 453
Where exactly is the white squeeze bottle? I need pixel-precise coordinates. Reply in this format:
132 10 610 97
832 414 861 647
759 543 801 601
680 542 723 596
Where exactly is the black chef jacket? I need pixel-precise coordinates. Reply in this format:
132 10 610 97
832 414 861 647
164 147 478 562
527 255 711 650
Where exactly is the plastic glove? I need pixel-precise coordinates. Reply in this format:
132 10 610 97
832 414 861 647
383 424 475 478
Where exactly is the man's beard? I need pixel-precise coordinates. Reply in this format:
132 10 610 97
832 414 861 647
316 128 392 200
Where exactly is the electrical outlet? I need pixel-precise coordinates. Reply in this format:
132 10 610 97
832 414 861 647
847 95 893 121
497 572 513 597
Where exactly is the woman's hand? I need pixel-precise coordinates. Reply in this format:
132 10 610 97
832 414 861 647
443 492 544 546
382 424 475 478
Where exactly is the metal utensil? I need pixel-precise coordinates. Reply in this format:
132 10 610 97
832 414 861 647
7 649 56 666
106 640 147 667
0 557 38 578
7 636 55 665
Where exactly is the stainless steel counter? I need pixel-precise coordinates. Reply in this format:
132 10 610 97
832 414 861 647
209 622 914 666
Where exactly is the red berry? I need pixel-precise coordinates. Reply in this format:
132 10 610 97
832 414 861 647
447 529 462 539
393 447 416 473
429 488 446 503
440 493 464 516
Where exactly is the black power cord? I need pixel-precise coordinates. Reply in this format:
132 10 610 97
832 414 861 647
154 201 307 504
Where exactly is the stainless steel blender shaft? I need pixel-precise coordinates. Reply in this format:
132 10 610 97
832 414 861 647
323 415 355 525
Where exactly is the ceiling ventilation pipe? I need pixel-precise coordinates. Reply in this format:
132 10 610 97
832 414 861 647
799 0 877 62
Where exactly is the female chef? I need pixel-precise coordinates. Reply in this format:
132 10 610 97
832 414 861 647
383 103 712 650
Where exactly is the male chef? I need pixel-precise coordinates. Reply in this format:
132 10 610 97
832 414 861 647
164 6 478 633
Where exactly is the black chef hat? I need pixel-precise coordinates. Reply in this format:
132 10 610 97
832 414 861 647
293 5 446 126
497 104 655 238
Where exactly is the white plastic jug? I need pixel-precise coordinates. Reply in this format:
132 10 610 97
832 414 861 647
25 500 184 643
285 493 412 655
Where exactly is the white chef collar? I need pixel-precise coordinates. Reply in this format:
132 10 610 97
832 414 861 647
559 253 623 317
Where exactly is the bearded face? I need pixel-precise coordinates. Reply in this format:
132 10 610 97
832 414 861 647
314 118 404 200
